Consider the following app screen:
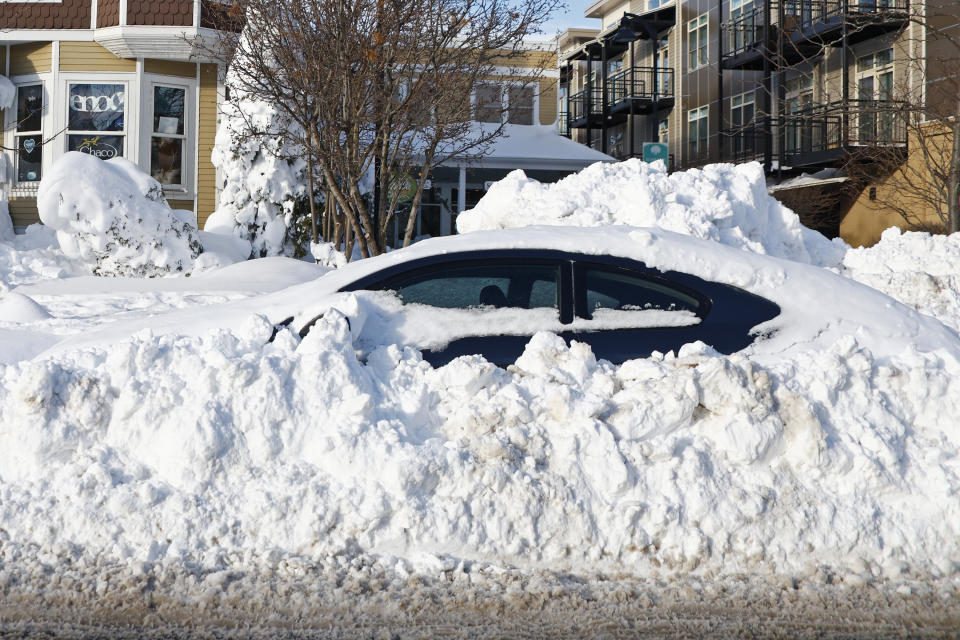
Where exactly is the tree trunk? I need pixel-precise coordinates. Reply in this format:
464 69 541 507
949 115 960 233
305 142 319 248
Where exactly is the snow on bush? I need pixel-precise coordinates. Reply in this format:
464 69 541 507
37 153 202 277
206 89 311 258
0 74 14 110
841 227 960 334
457 160 847 267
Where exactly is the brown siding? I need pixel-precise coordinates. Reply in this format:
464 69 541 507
9 43 52 76
128 0 193 26
145 59 198 78
0 0 91 30
197 63 219 229
167 199 196 212
8 199 40 229
59 42 135 72
97 0 121 27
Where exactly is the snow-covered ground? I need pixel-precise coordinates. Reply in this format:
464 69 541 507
1 160 959 633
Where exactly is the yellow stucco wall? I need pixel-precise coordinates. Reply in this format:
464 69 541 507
8 198 39 228
538 78 557 126
144 59 197 78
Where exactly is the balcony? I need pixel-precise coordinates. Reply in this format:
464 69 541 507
568 87 604 128
781 0 909 48
605 67 675 122
721 0 908 70
781 100 906 166
722 117 775 164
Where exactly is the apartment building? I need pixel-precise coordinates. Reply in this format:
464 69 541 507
0 0 228 231
557 0 944 239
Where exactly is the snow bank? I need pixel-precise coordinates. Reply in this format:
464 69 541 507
842 227 960 333
37 153 203 277
0 313 958 584
457 160 846 267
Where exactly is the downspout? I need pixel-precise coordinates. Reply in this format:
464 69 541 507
601 43 608 155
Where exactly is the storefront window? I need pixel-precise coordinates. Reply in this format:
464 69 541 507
151 85 186 185
15 84 43 182
67 83 125 159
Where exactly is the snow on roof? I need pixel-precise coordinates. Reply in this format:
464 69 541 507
443 123 615 170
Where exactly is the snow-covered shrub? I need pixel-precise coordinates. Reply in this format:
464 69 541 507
37 152 203 277
206 89 315 258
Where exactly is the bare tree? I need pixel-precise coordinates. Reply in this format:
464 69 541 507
202 0 559 258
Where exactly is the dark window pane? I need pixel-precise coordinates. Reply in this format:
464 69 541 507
68 84 125 132
375 263 558 309
153 86 185 135
16 84 42 132
585 267 701 316
68 134 124 160
151 137 183 184
474 84 502 123
17 135 42 182
508 86 534 125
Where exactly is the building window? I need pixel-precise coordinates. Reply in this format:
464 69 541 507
474 83 535 125
14 84 43 183
658 118 669 144
648 0 665 9
688 106 708 157
151 85 187 185
474 83 502 123
507 86 535 125
687 14 709 69
856 48 895 143
731 91 756 157
66 83 126 160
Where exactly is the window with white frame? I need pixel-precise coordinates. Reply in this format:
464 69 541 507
731 0 757 52
658 118 669 144
150 84 187 186
687 14 709 69
474 83 502 123
473 82 535 125
14 83 43 183
66 83 126 160
856 48 894 143
731 91 756 156
688 105 708 157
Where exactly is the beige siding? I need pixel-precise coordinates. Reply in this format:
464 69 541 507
538 78 557 126
59 42 136 72
8 198 40 228
197 63 219 228
1 47 6 124
145 59 198 78
9 43 52 76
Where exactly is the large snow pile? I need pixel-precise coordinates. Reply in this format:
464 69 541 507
206 78 310 257
457 160 846 267
0 312 958 584
842 227 960 333
37 153 203 277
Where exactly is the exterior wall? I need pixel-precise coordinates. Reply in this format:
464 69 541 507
0 0 91 30
128 0 194 27
59 42 135 72
538 79 557 125
8 198 39 229
97 0 121 28
197 63 219 229
144 59 197 78
10 43 53 75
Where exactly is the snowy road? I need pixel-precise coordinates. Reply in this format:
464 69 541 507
2 567 958 639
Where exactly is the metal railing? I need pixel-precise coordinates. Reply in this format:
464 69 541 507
723 6 767 60
569 87 603 123
723 118 775 163
605 67 674 107
558 105 569 136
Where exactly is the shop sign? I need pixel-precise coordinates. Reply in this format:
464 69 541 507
69 135 123 160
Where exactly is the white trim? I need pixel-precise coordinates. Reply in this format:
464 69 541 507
686 13 709 71
91 0 98 30
193 61 201 219
119 0 127 27
94 25 222 62
193 0 201 28
0 30 95 43
141 75 196 196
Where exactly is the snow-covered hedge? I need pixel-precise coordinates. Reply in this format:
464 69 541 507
206 92 312 258
37 152 203 277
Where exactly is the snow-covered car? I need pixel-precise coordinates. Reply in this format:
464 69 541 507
291 246 780 367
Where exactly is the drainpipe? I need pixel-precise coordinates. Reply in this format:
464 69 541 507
841 0 849 147
601 43 608 155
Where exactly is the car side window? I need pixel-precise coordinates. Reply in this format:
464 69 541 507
372 263 559 310
582 266 702 317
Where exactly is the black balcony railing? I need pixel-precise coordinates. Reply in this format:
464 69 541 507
605 66 674 109
569 87 603 124
724 6 768 60
721 100 906 167
558 105 569 136
783 0 909 27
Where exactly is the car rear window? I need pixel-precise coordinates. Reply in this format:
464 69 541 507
372 263 559 310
